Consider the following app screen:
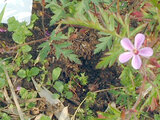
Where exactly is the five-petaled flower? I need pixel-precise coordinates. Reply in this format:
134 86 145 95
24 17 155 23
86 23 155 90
119 33 153 69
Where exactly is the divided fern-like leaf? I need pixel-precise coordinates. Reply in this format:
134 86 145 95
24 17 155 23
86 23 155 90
96 46 122 69
54 42 81 64
38 42 51 61
94 35 112 54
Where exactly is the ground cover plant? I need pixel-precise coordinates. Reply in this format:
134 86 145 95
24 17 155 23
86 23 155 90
0 0 160 120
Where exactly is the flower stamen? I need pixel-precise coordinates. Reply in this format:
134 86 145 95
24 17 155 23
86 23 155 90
133 49 139 55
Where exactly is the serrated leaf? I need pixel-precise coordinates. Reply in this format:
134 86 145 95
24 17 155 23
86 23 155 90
67 53 82 64
28 67 40 77
62 49 73 57
109 15 115 31
98 7 109 26
54 44 81 64
17 69 26 78
52 67 62 82
38 42 51 61
46 1 66 26
7 17 19 31
94 36 112 54
65 91 73 99
50 31 68 41
53 81 64 93
88 11 99 23
91 0 100 5
23 54 32 64
56 42 72 48
113 13 125 27
60 14 121 38
50 9 65 25
12 32 25 44
52 93 60 99
96 47 122 69
119 66 137 93
21 45 32 53
0 78 6 89
129 23 147 38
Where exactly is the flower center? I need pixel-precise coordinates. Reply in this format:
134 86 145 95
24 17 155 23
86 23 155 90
133 49 139 55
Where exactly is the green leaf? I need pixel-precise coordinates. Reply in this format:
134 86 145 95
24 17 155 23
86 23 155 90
150 0 160 9
67 53 82 64
94 36 112 54
46 1 66 25
53 81 64 93
0 78 6 88
65 91 73 99
17 69 26 78
12 32 25 44
120 66 136 93
27 102 36 109
0 4 6 23
21 45 32 53
19 87 37 99
28 14 38 29
50 9 65 25
38 42 51 61
1 113 11 120
96 46 122 69
52 93 60 99
98 6 109 25
7 17 19 31
109 15 115 31
7 17 32 44
79 73 88 85
129 23 147 38
91 0 100 5
28 67 40 77
40 115 51 120
56 42 72 48
61 15 104 33
113 13 125 27
154 114 160 120
61 14 121 38
50 32 68 41
52 67 62 82
54 43 81 64
23 54 32 64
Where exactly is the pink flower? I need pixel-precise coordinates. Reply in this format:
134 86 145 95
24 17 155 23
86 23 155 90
16 86 21 91
0 28 7 32
119 33 153 69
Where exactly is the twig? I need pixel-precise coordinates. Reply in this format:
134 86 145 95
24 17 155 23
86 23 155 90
3 87 12 104
94 87 124 93
0 37 49 54
55 24 69 34
3 66 24 120
71 97 87 120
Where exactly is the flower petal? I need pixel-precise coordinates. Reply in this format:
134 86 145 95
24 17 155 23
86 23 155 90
139 47 153 57
134 33 145 49
132 55 142 69
119 52 133 63
121 38 134 50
